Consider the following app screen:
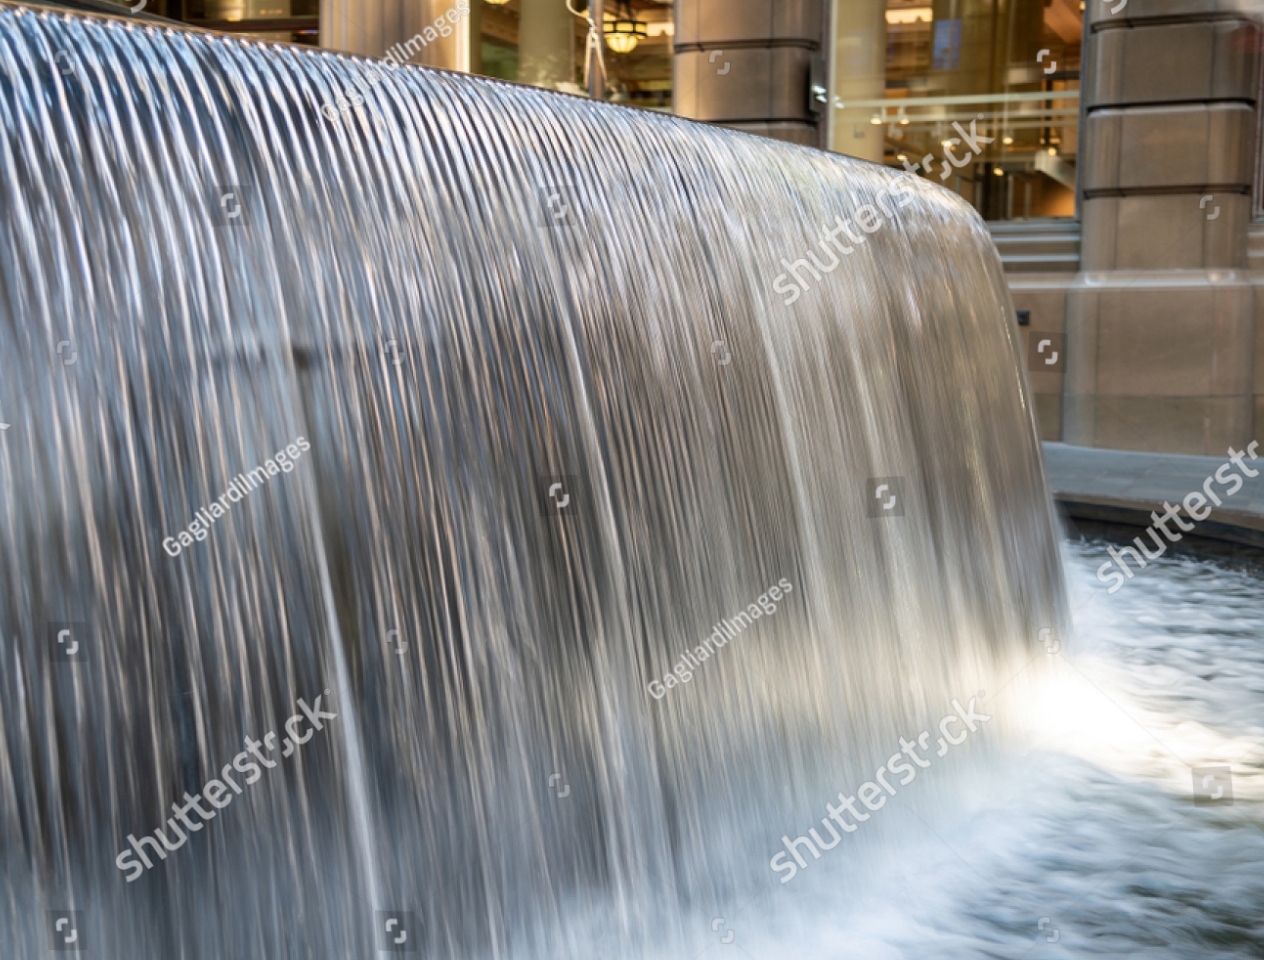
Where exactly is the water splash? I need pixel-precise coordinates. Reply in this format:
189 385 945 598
0 6 1065 957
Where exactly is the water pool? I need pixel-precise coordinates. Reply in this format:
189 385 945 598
728 537 1264 960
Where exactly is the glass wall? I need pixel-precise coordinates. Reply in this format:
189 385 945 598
880 0 1081 219
476 1 674 108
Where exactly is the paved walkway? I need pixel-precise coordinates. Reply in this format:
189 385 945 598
1042 441 1264 548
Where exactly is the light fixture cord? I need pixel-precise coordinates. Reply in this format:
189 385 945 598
566 0 606 97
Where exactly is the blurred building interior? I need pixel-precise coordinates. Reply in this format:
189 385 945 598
94 0 1080 219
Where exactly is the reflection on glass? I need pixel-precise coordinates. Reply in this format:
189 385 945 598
881 0 1081 220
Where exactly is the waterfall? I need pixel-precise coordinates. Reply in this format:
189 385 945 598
0 6 1066 958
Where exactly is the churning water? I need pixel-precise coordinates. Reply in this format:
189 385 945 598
8 5 1254 960
746 539 1264 959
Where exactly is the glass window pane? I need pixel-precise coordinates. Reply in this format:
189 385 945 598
881 0 1081 221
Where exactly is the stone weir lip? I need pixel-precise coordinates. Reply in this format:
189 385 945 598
1043 440 1264 553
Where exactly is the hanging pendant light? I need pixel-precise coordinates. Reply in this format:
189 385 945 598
604 0 647 54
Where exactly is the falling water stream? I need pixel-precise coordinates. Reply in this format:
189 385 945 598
14 6 1255 959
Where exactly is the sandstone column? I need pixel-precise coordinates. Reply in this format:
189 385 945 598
321 0 475 71
673 0 824 147
1064 1 1259 453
